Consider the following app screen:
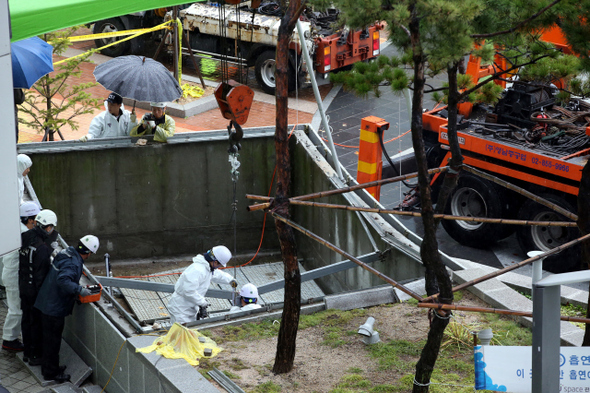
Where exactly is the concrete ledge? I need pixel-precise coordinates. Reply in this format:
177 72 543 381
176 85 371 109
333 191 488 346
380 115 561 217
325 285 397 311
127 335 219 393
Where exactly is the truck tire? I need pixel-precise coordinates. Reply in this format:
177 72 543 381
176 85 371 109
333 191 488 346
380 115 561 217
516 195 580 273
441 173 507 248
254 50 297 95
93 18 130 57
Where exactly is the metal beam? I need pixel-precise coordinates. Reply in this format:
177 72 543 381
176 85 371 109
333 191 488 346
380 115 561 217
95 276 234 299
256 252 381 294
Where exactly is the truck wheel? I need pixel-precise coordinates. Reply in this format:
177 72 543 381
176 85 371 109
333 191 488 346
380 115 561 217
93 18 130 57
441 174 506 248
516 195 580 273
254 50 298 95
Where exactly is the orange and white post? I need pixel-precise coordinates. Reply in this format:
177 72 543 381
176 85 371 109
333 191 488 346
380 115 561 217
357 116 389 201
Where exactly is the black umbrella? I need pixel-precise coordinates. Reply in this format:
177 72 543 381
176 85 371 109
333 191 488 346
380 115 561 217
93 56 183 103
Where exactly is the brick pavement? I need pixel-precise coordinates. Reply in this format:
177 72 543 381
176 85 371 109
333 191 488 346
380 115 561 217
16 41 326 143
0 295 45 393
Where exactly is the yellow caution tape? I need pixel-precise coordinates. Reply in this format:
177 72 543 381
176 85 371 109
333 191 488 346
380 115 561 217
68 26 172 42
54 20 175 66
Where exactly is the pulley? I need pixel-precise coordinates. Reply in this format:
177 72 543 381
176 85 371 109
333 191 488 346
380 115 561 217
214 80 254 125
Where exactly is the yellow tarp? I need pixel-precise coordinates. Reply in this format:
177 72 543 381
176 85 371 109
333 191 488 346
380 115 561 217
137 323 222 366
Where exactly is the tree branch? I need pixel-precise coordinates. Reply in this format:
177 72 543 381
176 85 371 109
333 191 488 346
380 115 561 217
471 0 562 39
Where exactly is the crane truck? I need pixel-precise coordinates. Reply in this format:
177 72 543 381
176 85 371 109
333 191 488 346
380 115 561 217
419 68 588 273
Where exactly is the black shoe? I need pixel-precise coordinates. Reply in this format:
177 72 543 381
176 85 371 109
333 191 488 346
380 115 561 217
43 373 70 383
28 357 42 366
2 339 24 352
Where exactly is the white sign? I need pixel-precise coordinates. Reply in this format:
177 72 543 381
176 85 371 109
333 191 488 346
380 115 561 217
440 131 465 145
475 346 590 392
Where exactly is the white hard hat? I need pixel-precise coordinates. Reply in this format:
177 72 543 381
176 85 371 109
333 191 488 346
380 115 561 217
211 245 232 267
240 283 258 300
36 209 57 226
150 102 167 108
79 235 99 254
20 201 40 217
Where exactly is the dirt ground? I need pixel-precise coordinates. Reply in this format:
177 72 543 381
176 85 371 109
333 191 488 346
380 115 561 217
201 292 489 393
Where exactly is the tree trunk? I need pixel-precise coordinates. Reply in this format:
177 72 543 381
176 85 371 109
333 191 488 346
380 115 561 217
433 63 463 217
578 160 590 346
272 0 303 374
407 4 454 392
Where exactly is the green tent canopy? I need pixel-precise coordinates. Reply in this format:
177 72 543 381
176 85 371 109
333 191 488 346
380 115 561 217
9 0 205 43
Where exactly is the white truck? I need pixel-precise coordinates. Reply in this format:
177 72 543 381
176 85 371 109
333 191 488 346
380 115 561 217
93 2 383 94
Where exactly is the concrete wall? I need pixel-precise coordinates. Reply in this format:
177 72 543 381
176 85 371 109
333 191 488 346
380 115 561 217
65 300 218 393
18 130 280 262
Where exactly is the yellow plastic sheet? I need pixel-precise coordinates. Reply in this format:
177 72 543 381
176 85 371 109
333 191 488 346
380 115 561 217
136 323 222 366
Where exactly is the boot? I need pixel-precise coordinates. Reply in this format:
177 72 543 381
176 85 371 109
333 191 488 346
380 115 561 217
2 339 24 352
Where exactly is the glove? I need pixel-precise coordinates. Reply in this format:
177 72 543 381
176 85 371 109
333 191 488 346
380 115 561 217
130 112 137 123
148 120 156 129
154 127 168 142
230 279 238 288
79 135 89 142
197 305 208 319
79 287 92 297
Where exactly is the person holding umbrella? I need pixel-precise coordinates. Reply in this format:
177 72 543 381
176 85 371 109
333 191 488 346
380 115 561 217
78 92 137 142
130 102 175 142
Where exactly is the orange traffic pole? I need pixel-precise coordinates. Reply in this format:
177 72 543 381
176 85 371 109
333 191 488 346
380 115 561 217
356 116 389 201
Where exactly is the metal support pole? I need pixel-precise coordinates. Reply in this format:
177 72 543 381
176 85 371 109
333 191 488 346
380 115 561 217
296 19 343 180
104 253 112 296
527 250 544 301
532 284 560 393
173 6 179 82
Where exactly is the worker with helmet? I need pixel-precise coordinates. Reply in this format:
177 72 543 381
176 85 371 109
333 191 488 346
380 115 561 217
79 92 138 142
229 283 262 313
1 201 40 352
16 154 32 203
34 235 100 383
18 209 59 365
167 245 238 324
1 154 33 287
130 102 175 142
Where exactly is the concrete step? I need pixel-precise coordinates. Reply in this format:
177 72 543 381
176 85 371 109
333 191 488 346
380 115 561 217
81 385 104 393
16 339 92 388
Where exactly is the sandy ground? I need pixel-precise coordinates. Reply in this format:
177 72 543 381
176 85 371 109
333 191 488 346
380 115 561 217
200 292 489 393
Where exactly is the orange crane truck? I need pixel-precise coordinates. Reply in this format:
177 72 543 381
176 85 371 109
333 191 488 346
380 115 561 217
421 81 588 273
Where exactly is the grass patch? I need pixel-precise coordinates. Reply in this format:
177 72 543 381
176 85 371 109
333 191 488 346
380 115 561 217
369 384 397 392
249 381 282 393
482 313 532 346
228 357 249 371
367 339 423 372
299 308 367 330
337 374 372 389
322 327 348 347
223 370 241 380
219 319 280 343
197 359 220 380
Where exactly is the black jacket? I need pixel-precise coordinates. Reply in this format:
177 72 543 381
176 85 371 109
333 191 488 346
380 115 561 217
19 227 51 299
34 246 84 318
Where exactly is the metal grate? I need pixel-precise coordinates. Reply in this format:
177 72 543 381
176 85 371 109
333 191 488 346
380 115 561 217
120 262 325 324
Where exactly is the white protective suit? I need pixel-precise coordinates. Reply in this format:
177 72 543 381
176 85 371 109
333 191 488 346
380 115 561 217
84 102 137 140
167 254 234 324
17 154 32 203
229 303 262 313
1 222 29 341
